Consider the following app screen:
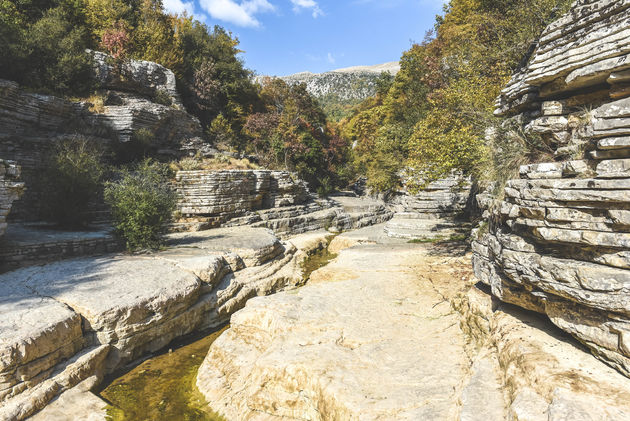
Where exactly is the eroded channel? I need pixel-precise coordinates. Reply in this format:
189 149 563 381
98 235 339 421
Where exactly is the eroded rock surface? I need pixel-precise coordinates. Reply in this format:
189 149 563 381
198 226 630 420
0 228 328 420
197 240 471 420
473 0 630 377
385 175 471 240
0 53 203 221
175 172 393 237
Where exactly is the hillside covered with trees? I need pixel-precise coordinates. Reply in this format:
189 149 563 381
339 0 574 192
0 0 347 191
1 0 578 195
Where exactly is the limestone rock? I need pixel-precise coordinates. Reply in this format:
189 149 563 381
175 173 393 237
473 0 630 378
0 76 203 221
198 239 630 420
197 244 472 420
89 50 182 107
0 227 328 420
385 175 471 240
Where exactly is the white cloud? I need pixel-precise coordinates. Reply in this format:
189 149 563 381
290 0 323 18
199 0 275 27
163 0 197 16
327 52 335 64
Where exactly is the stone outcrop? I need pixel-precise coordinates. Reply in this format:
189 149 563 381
176 170 310 219
197 226 630 420
384 175 471 240
473 0 630 378
0 79 109 220
0 228 329 420
0 160 23 237
0 52 205 221
0 225 121 274
174 170 393 237
88 51 205 149
90 50 183 108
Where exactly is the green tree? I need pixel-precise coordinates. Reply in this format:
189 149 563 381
42 136 105 227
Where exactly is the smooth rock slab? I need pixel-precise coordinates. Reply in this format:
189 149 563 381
169 227 283 267
197 244 471 420
0 283 83 401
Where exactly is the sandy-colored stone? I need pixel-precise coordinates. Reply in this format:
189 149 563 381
0 227 329 420
197 234 630 421
197 243 472 420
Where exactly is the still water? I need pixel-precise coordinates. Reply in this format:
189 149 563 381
100 327 228 421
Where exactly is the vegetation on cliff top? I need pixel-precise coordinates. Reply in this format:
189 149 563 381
339 0 573 191
1 0 577 197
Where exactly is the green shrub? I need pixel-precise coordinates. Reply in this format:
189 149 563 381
153 89 172 106
104 160 177 251
43 136 105 227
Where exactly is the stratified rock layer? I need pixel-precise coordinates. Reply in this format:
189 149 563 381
473 0 630 378
0 52 204 221
0 160 23 237
174 171 393 237
385 175 471 240
0 228 328 421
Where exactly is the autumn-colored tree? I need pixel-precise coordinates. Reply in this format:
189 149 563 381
83 0 131 44
101 21 130 59
133 0 183 73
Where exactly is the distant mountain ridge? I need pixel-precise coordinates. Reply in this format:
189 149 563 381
258 62 400 101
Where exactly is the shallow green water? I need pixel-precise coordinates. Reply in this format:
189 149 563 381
100 327 228 421
299 234 338 284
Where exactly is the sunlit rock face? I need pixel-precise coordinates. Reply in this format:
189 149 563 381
0 228 329 420
385 175 472 240
473 0 630 376
174 170 393 236
0 160 23 237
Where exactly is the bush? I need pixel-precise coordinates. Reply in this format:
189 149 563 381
104 160 177 251
153 89 172 106
43 136 105 227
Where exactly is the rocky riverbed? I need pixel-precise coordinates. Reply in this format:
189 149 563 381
0 227 331 420
196 224 630 420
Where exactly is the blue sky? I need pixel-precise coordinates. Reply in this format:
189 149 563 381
163 0 446 76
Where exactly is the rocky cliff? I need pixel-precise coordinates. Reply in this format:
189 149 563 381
473 0 630 376
0 160 23 237
0 52 205 221
174 170 393 236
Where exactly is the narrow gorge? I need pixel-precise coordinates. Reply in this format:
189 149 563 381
3 0 630 419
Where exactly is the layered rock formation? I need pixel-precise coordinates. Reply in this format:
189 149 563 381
0 228 329 420
473 0 630 377
176 170 310 219
385 175 471 240
90 50 183 107
0 160 23 237
174 170 393 236
0 52 204 221
197 226 630 420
